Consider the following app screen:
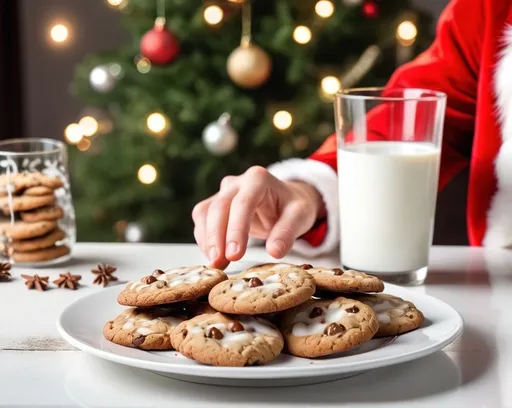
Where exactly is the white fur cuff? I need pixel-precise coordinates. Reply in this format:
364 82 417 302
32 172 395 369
267 158 339 257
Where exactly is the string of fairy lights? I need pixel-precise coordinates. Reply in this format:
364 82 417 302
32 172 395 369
53 0 419 187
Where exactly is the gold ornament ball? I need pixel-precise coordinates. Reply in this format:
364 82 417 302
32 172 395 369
227 44 272 89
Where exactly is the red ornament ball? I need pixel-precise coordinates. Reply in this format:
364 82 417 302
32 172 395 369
140 19 180 65
362 1 378 18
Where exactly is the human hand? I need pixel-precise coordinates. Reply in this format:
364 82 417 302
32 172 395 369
192 166 325 269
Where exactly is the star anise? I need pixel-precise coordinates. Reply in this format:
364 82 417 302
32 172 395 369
53 272 82 290
0 262 11 281
91 264 118 287
22 274 49 291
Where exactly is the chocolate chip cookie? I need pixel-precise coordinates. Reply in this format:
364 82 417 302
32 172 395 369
0 172 63 193
300 265 384 294
208 263 316 315
0 194 56 215
356 294 424 337
103 307 188 350
10 228 66 252
280 296 379 358
20 205 64 223
1 220 57 240
117 266 228 307
12 244 70 263
171 312 284 366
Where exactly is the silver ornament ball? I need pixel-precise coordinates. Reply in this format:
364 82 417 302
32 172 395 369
202 113 238 156
124 222 145 242
89 65 117 93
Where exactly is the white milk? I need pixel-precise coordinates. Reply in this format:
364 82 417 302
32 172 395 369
338 141 440 273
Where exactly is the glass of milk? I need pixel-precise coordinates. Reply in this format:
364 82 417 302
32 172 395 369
334 88 447 285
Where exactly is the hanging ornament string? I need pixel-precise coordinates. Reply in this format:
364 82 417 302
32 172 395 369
241 0 252 47
226 0 271 88
156 0 166 26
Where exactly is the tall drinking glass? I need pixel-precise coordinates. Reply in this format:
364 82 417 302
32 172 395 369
334 88 447 285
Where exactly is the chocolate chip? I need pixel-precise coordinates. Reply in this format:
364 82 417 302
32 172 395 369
346 306 359 313
324 323 345 336
309 307 323 319
246 327 256 333
272 288 285 298
229 321 245 332
141 275 157 284
182 329 188 337
248 277 263 288
132 336 146 346
243 278 251 282
332 268 344 276
206 327 224 339
156 281 166 289
320 319 326 324
299 264 313 270
153 269 164 276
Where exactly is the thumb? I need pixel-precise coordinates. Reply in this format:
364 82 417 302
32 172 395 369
265 203 309 259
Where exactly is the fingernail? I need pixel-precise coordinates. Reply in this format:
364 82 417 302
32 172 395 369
209 247 218 261
272 240 286 255
227 241 239 257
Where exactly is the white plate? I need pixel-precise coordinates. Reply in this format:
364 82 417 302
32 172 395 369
57 283 463 387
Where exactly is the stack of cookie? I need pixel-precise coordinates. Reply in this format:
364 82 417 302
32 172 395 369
105 263 424 366
0 172 69 263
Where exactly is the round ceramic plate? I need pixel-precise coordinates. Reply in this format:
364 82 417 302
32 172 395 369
57 283 463 387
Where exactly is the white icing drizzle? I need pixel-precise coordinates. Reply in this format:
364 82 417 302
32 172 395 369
121 315 182 331
291 302 347 336
189 317 280 349
136 327 153 335
158 316 184 328
370 299 409 325
288 272 300 281
378 314 392 325
326 269 365 279
230 273 284 297
129 266 218 292
122 321 134 329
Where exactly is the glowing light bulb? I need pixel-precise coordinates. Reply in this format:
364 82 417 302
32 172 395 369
105 0 128 8
50 24 69 43
293 26 312 44
397 21 417 45
138 164 157 184
315 1 334 18
146 113 169 134
64 123 83 144
273 111 293 130
77 138 92 152
78 116 99 137
321 76 341 95
136 57 151 74
204 5 223 25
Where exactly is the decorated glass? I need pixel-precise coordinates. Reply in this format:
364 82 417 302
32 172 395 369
0 138 76 265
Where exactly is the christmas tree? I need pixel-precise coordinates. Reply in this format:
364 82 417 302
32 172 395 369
68 0 432 243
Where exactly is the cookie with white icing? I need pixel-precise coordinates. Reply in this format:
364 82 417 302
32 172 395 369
280 296 379 358
103 306 187 350
356 294 424 337
300 264 384 294
208 263 316 315
171 312 284 366
117 266 228 307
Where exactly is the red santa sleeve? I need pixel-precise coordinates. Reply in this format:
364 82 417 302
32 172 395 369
268 0 480 257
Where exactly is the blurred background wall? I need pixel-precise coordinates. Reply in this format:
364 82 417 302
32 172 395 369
2 0 466 245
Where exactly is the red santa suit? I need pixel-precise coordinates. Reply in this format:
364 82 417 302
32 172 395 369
268 0 512 256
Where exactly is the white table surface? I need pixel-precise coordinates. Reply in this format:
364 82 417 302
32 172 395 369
1 243 510 407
